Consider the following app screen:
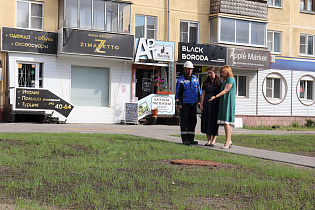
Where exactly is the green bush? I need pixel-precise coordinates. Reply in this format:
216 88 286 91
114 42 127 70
305 119 315 128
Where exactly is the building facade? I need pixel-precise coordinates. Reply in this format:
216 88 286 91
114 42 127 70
0 0 314 125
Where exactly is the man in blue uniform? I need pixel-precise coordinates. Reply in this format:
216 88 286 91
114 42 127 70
175 61 201 145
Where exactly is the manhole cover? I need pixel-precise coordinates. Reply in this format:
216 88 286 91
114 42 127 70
171 159 221 166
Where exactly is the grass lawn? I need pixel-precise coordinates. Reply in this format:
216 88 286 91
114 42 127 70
195 134 315 157
0 133 314 209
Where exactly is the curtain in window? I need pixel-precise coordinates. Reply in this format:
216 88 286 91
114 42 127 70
106 1 118 32
251 22 265 46
80 0 92 29
65 0 78 28
17 1 29 28
31 3 43 29
71 66 109 107
220 18 235 42
180 22 188 42
94 0 105 30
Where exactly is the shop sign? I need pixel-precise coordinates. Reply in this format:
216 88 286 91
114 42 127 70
226 47 270 69
138 94 175 120
61 28 134 59
15 88 74 117
1 27 57 54
135 38 175 62
178 43 227 65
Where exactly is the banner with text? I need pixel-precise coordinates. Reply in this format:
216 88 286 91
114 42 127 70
1 27 57 54
61 28 134 59
15 88 74 117
178 43 227 65
226 47 270 69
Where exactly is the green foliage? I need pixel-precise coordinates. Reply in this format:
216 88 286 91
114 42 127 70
305 118 315 128
0 133 314 209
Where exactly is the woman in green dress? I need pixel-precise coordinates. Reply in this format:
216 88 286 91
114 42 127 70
208 65 235 149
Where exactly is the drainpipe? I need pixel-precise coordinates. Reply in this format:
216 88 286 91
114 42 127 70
168 0 170 41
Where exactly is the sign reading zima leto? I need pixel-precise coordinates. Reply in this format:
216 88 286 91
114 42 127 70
62 28 134 59
1 27 57 54
135 38 175 62
15 88 74 117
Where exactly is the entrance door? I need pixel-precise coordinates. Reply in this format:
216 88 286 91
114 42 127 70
136 69 154 100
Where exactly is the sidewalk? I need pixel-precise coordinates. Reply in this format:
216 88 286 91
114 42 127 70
0 122 314 168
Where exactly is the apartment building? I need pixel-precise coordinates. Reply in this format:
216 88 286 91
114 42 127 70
0 0 314 125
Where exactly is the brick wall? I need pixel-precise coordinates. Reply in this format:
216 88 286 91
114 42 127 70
236 115 315 127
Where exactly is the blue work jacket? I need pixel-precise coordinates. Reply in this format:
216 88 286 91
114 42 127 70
175 74 201 106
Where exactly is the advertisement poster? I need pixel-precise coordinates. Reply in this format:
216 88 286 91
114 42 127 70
1 27 57 54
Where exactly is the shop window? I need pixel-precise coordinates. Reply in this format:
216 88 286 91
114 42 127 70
297 75 315 105
135 15 157 39
18 63 43 88
235 75 247 97
64 0 131 33
300 34 315 56
268 0 282 8
300 0 315 12
263 73 287 104
180 20 199 43
16 0 44 30
210 17 266 47
71 66 109 107
267 31 282 53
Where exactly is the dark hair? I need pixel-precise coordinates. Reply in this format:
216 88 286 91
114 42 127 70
203 66 220 87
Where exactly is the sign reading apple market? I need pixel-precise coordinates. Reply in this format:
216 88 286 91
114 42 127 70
1 27 57 54
61 28 134 59
16 88 74 117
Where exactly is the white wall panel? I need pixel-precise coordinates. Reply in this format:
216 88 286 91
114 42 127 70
257 69 292 116
292 71 315 116
233 69 257 115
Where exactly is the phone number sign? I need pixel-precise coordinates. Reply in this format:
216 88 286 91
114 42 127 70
15 88 74 117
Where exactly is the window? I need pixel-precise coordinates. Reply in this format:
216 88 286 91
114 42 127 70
266 78 281 98
267 31 282 53
297 75 315 105
64 0 131 33
16 0 44 30
210 17 266 47
71 66 109 107
235 75 247 97
300 0 315 12
180 21 199 43
135 15 157 39
300 34 315 56
18 63 43 88
263 73 287 104
268 0 282 8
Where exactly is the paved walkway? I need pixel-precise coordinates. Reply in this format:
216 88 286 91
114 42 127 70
0 122 314 168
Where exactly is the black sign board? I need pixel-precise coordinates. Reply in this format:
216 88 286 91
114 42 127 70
178 43 227 66
16 88 73 117
62 28 134 59
1 27 57 54
226 47 270 70
125 103 138 124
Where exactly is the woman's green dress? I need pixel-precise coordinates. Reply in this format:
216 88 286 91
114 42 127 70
217 77 236 125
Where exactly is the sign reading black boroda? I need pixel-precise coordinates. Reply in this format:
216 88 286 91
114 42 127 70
62 28 134 59
16 88 73 118
1 27 57 54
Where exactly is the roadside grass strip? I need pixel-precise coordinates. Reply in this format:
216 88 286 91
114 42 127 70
0 133 314 209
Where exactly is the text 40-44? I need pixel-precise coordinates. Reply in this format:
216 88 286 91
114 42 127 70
55 104 72 109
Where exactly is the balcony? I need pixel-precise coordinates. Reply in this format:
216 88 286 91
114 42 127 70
210 0 268 19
